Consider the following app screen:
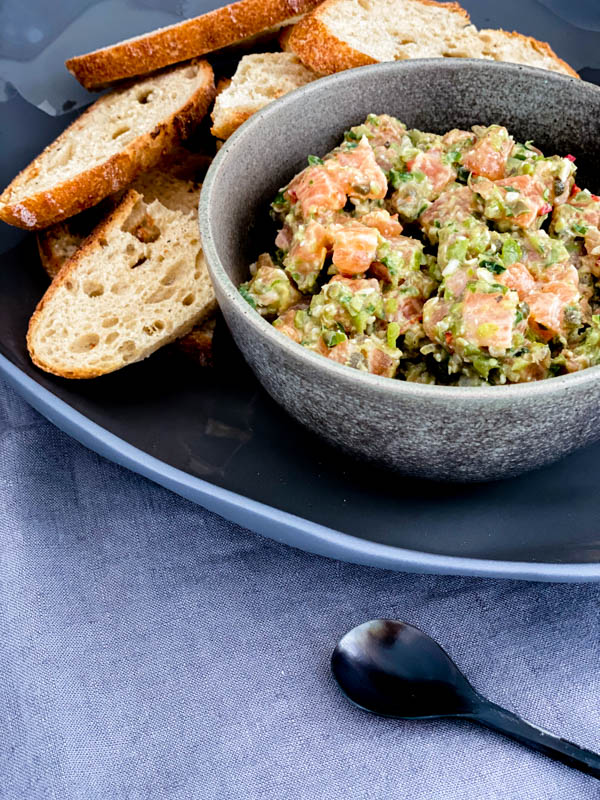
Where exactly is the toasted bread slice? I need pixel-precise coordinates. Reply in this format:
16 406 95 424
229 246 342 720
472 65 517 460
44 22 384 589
36 144 212 279
36 205 111 280
286 0 578 78
36 149 217 367
476 29 578 77
28 185 216 379
0 60 215 230
210 52 319 140
65 0 323 90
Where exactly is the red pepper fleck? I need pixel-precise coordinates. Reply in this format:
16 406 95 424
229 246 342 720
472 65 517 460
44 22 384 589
445 331 453 347
539 203 552 215
406 159 415 171
571 184 581 195
591 194 600 202
565 154 576 162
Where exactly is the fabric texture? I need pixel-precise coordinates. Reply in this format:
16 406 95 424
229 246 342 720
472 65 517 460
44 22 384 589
0 377 598 800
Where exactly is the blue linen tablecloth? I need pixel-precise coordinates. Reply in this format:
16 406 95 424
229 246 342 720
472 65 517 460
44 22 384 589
1 377 599 800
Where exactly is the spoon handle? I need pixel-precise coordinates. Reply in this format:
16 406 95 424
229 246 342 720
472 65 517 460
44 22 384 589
470 700 600 779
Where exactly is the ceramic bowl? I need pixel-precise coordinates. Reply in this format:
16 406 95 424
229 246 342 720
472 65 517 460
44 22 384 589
199 59 600 481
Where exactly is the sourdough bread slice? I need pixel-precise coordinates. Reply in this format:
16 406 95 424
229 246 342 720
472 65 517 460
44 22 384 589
36 212 217 368
286 0 474 73
28 186 216 378
35 148 216 367
36 146 212 278
477 29 578 76
210 52 319 140
286 0 578 78
65 0 323 90
0 60 215 230
36 205 111 280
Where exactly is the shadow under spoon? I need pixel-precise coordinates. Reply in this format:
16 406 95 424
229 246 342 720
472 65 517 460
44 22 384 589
331 619 600 779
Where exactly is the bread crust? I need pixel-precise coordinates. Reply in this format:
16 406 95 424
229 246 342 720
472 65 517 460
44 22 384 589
287 0 577 79
29 188 218 378
28 190 143 378
287 0 470 73
479 29 579 79
66 0 322 89
211 109 256 141
0 61 215 230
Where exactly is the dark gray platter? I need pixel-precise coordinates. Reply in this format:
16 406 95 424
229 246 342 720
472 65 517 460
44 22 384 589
2 0 600 580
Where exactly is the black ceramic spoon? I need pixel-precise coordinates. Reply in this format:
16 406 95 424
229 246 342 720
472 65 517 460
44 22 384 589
331 619 600 779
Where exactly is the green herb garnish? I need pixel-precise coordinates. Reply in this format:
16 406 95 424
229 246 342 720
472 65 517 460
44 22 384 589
387 322 401 348
480 259 506 274
239 286 257 309
323 329 347 347
502 238 522 266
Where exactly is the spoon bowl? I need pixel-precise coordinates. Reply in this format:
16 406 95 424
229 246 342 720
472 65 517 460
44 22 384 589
332 619 600 780
332 619 476 719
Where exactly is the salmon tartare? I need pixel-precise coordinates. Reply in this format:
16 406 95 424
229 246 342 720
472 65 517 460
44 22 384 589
240 115 600 385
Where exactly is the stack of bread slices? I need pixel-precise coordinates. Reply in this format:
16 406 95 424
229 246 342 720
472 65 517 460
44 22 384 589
0 0 577 379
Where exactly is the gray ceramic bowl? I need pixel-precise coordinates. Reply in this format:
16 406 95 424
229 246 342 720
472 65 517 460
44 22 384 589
199 59 600 482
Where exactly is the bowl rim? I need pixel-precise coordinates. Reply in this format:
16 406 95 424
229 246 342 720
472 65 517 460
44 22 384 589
199 57 600 401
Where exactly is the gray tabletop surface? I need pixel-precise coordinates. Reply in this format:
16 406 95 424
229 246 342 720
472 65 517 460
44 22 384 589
1 378 599 799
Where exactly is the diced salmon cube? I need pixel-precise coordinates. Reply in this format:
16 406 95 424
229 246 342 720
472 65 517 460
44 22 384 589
462 127 514 180
462 291 516 351
501 262 536 299
333 137 388 199
332 225 379 276
358 209 403 237
287 167 347 216
527 281 580 340
420 185 476 237
442 129 474 148
408 149 455 195
273 309 302 343
287 221 329 278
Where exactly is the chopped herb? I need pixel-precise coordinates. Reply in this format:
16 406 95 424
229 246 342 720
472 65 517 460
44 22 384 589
515 302 530 325
388 169 413 186
272 190 287 207
387 322 401 348
294 310 308 329
307 155 323 166
503 186 520 193
548 362 564 376
502 238 522 266
239 286 257 309
573 223 588 235
444 149 461 165
323 329 347 348
480 259 506 274
344 129 361 141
